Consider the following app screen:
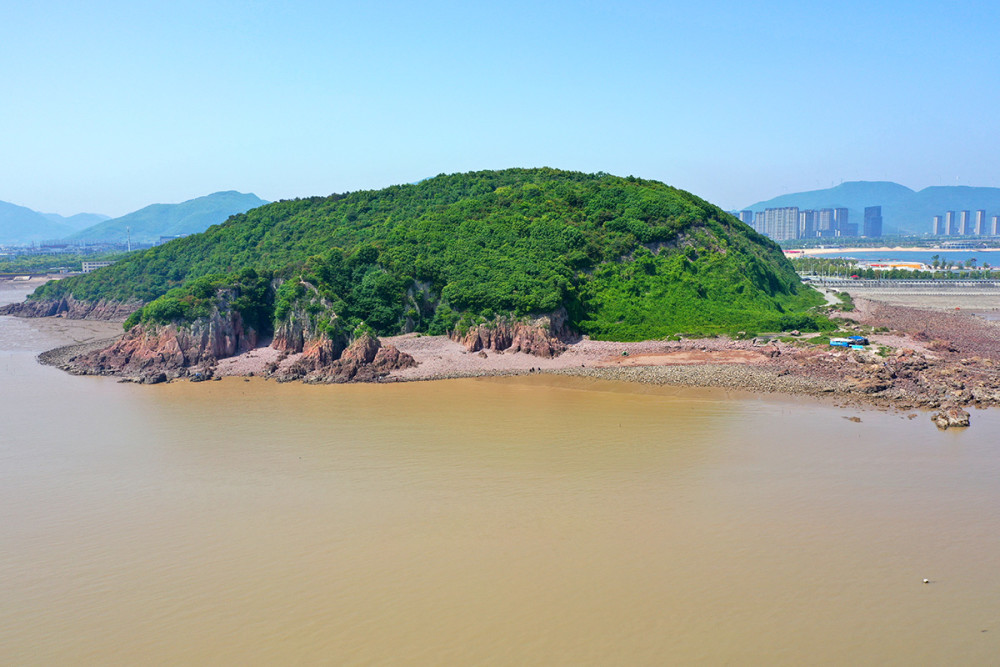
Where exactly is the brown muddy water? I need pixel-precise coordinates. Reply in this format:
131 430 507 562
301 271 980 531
2 283 1000 665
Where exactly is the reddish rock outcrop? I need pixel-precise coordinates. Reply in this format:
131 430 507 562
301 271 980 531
68 309 257 379
282 333 416 383
452 310 573 358
271 283 340 353
0 296 141 321
340 333 380 364
289 333 348 373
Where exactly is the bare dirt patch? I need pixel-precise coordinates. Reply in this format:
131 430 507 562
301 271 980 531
595 349 768 367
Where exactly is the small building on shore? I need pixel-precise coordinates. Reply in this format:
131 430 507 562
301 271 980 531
82 261 115 273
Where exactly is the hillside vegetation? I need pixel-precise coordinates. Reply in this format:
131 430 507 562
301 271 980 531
34 169 825 340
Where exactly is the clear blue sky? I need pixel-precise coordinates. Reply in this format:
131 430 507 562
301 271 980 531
3 0 999 216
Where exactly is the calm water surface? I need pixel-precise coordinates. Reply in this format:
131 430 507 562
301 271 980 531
2 285 999 665
808 249 999 265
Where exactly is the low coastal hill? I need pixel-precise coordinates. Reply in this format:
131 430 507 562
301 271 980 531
30 168 823 338
13 168 827 382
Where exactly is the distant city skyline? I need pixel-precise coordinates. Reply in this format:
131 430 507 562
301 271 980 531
750 205 872 241
3 1 999 217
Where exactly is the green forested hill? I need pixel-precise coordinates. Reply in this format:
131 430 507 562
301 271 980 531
33 169 825 339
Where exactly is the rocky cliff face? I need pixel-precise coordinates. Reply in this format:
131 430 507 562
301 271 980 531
271 281 344 353
62 281 417 384
281 333 416 383
451 309 573 358
0 296 141 321
67 308 256 379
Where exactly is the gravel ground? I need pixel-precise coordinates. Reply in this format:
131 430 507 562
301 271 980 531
382 333 778 382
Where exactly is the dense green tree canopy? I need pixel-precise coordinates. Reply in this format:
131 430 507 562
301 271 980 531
34 168 825 339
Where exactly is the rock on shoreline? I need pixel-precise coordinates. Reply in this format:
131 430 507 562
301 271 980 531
0 296 141 320
931 407 971 429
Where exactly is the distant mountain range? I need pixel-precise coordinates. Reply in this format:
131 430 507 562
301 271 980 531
0 191 268 246
743 182 1000 235
0 201 108 244
68 191 269 244
42 212 111 229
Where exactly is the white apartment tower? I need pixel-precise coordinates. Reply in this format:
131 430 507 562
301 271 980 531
975 210 987 235
764 207 800 241
959 210 971 235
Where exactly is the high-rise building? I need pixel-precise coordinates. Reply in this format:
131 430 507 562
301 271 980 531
763 207 799 241
975 210 987 235
816 208 835 237
799 209 816 238
863 206 883 237
992 215 1000 236
933 215 943 236
838 222 859 237
753 211 765 234
945 211 956 235
959 210 971 235
833 208 849 234
738 210 754 226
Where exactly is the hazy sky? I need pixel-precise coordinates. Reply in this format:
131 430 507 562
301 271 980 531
3 0 999 216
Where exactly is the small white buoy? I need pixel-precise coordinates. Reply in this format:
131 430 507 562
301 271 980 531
923 578 930 584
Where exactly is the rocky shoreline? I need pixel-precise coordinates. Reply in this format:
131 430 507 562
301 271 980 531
25 294 1000 429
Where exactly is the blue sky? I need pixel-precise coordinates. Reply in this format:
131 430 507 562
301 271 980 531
2 0 999 216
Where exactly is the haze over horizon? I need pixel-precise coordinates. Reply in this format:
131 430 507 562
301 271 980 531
4 1 998 218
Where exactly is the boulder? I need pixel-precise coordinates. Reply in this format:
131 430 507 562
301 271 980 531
931 407 971 429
